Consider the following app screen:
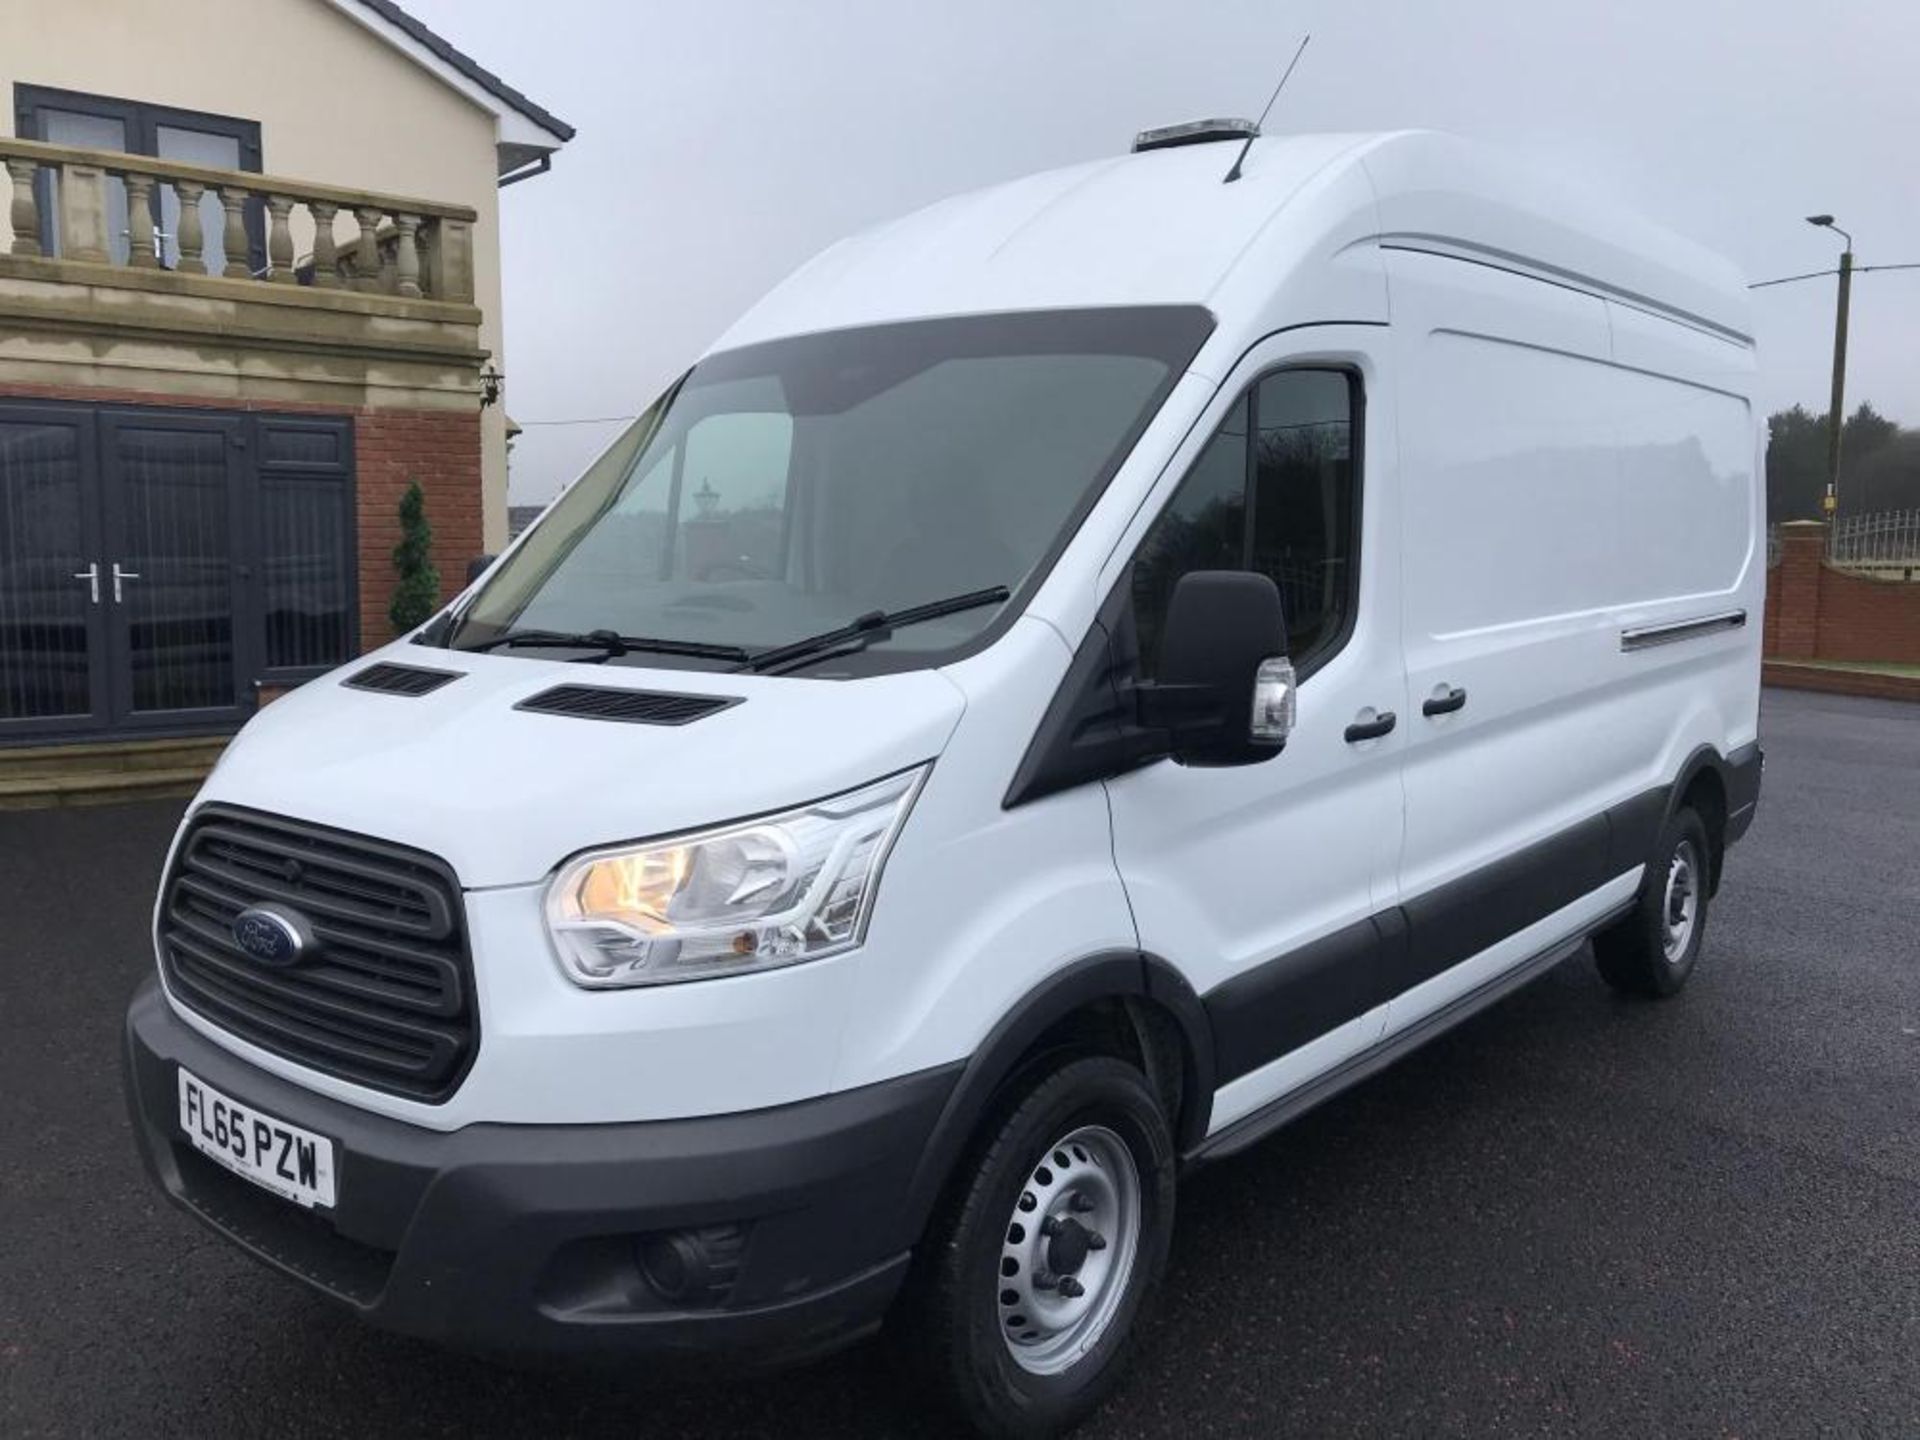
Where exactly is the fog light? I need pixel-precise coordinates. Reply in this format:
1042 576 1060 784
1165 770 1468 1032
636 1223 746 1308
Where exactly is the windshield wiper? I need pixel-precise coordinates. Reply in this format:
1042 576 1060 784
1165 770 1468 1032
461 627 751 663
739 586 1011 675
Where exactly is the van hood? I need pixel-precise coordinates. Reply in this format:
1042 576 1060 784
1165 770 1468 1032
197 646 968 889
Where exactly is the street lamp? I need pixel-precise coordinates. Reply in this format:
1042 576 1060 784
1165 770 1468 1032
1806 215 1854 516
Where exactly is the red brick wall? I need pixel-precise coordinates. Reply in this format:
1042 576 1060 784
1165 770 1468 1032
1812 568 1920 666
1763 523 1920 666
352 409 483 653
1764 525 1824 659
0 381 482 659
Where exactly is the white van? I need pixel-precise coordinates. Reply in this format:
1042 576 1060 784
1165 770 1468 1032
124 127 1764 1435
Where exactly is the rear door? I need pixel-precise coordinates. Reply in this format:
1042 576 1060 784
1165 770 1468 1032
1102 329 1409 1136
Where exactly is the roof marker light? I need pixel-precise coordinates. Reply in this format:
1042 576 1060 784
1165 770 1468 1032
1131 119 1259 154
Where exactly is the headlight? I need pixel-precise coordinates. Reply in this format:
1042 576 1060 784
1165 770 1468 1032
545 767 927 988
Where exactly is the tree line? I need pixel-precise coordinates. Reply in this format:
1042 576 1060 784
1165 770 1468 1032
1768 402 1920 521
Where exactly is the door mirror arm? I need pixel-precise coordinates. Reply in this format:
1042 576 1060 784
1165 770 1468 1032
1003 569 1293 808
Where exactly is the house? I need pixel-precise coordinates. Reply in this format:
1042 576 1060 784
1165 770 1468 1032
0 0 570 799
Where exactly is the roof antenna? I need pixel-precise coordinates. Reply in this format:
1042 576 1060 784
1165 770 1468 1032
1223 33 1311 184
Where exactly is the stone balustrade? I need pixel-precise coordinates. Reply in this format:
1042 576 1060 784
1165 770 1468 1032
1 136 475 303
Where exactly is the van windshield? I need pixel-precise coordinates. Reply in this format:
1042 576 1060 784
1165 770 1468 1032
443 307 1213 674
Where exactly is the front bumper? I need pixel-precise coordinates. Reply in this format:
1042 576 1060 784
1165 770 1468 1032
123 979 958 1364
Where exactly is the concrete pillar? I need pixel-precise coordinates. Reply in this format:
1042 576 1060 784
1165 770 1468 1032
424 218 474 303
394 213 422 299
174 180 207 274
124 174 159 268
56 162 111 264
266 195 296 283
218 187 251 279
6 159 42 257
309 201 341 288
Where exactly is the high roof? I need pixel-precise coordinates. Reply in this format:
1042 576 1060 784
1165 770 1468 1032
715 131 1749 354
322 0 574 178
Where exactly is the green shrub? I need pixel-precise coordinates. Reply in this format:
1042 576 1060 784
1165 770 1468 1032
389 480 441 634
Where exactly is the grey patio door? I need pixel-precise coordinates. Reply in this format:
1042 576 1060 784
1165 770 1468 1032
0 408 110 738
99 412 250 733
1 400 356 744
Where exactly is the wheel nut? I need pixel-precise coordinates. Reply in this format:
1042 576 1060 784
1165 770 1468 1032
1057 1276 1086 1299
1086 1232 1107 1251
1032 1270 1057 1291
1040 1216 1062 1238
1069 1193 1096 1214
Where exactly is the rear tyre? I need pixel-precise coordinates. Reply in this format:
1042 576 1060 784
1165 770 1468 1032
908 1056 1176 1438
1594 806 1712 998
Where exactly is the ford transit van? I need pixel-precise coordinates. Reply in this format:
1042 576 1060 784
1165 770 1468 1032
124 127 1764 1436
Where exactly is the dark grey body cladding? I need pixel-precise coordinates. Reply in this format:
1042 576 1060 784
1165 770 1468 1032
1204 784 1671 1084
1725 740 1762 843
1202 741 1761 1094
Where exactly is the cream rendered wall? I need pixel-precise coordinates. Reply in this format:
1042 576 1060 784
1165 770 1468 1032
0 0 513 549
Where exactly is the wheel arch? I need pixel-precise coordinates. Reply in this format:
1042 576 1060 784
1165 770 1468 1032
1667 743 1732 891
901 952 1214 1235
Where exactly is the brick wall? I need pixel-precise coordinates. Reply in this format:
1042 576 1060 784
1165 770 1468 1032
352 409 483 653
0 381 482 659
1763 522 1920 666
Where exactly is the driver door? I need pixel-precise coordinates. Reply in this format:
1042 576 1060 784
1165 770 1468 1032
1101 330 1408 1136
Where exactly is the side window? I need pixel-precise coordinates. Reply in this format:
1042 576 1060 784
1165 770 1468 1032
1130 369 1358 677
1251 369 1356 666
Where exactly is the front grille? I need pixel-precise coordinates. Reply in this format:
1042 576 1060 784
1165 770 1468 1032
158 807 477 1103
515 683 740 726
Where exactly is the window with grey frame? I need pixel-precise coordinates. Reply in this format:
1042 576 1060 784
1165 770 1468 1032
14 83 265 275
1130 367 1360 678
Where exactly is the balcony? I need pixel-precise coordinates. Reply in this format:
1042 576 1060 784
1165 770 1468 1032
0 137 486 411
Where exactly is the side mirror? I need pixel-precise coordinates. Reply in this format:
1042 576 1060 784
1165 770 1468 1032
1141 570 1294 766
466 553 497 585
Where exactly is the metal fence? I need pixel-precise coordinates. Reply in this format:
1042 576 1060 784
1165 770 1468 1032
1829 508 1920 577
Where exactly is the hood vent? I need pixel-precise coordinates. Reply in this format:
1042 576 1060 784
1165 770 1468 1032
515 683 741 726
343 662 465 697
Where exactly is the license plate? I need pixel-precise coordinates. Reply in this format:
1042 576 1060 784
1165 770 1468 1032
177 1068 337 1210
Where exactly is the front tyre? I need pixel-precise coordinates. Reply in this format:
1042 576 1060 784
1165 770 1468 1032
912 1056 1176 1438
1594 806 1712 998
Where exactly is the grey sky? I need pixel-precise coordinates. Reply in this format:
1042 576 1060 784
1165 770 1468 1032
403 0 1920 506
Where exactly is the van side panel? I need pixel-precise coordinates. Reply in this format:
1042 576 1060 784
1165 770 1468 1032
1603 297 1763 759
1389 251 1642 908
1384 248 1758 1037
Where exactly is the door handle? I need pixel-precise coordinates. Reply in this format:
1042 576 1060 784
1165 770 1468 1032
1344 710 1397 743
111 563 141 603
1422 685 1468 717
72 562 100 605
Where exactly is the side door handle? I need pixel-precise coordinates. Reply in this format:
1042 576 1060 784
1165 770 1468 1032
1422 685 1468 717
111 563 141 603
1344 710 1397 743
72 562 101 605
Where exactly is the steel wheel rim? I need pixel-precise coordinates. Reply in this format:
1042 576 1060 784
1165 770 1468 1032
996 1123 1142 1376
1662 840 1700 963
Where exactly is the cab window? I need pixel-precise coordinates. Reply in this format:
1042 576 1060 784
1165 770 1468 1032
1131 368 1359 677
